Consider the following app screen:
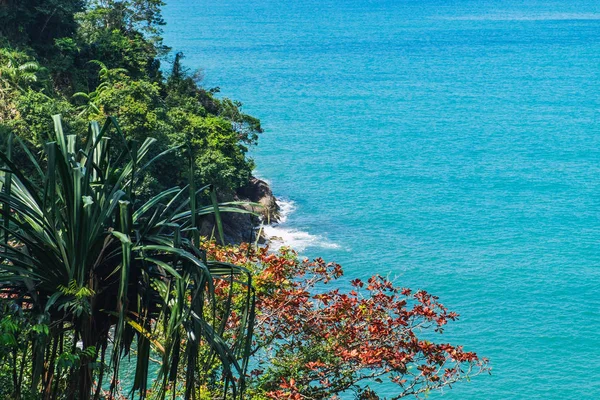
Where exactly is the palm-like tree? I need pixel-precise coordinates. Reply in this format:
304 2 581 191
72 60 127 117
0 115 256 399
0 49 40 93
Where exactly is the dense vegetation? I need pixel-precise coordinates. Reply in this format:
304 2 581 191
0 0 261 198
0 116 255 399
0 1 489 399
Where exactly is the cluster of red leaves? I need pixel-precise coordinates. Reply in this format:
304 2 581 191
202 242 489 399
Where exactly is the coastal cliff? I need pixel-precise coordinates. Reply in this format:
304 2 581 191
200 177 280 244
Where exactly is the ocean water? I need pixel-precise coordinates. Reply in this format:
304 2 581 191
163 1 600 398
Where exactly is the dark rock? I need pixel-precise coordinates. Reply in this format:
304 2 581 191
198 176 279 244
237 177 280 223
198 211 257 244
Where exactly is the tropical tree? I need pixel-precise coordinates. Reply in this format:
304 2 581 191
0 0 84 49
0 115 256 399
0 49 46 131
72 60 127 116
203 243 490 399
0 49 41 94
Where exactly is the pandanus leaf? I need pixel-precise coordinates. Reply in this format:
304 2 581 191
0 115 256 399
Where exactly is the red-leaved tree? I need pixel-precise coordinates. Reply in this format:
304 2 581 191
204 242 490 399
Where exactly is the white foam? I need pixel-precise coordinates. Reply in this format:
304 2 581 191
276 198 296 223
261 198 340 252
263 224 341 252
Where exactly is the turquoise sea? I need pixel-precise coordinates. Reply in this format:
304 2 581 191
163 1 600 398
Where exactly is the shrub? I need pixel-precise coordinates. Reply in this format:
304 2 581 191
203 243 490 399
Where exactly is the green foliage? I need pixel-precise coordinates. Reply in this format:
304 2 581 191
0 0 261 196
0 0 84 50
0 1 265 398
0 116 256 399
167 112 256 191
8 91 79 144
0 49 43 92
47 37 81 89
93 74 163 139
84 0 166 37
77 25 161 79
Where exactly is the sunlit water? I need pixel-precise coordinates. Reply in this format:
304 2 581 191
163 0 600 398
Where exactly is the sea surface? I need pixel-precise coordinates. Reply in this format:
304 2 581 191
163 1 600 398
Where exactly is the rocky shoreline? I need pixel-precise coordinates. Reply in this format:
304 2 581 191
200 176 280 244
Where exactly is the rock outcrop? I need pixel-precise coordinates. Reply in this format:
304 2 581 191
237 177 280 223
199 176 279 244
